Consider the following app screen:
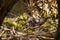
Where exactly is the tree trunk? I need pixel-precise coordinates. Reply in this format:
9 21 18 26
54 0 60 40
0 0 19 26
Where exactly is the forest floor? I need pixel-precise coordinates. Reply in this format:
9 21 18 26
0 25 54 40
